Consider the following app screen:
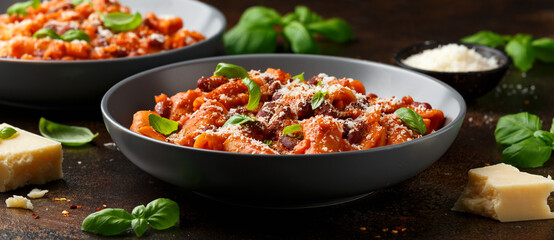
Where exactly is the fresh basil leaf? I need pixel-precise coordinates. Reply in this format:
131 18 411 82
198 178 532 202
81 208 133 236
311 88 328 110
283 21 320 54
131 218 148 237
242 78 262 110
144 198 180 230
307 18 355 43
505 34 535 72
132 205 146 219
148 114 178 136
501 137 552 168
281 13 298 25
295 6 323 25
223 114 257 128
39 118 98 146
460 30 505 48
263 140 272 145
532 37 554 63
33 28 61 40
7 0 40 16
214 62 250 79
316 80 322 86
72 0 91 6
223 24 277 54
292 72 305 82
102 12 142 32
395 107 427 134
237 6 281 27
283 124 302 136
494 112 541 146
534 130 554 146
0 127 17 139
61 29 91 42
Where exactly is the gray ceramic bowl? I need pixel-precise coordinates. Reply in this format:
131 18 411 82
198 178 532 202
101 54 466 208
0 0 225 108
393 41 510 100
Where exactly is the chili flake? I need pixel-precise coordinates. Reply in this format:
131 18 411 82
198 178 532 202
69 205 82 209
32 213 40 219
360 227 367 231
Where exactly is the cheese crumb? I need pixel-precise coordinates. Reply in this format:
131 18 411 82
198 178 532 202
27 188 49 199
403 43 499 72
452 163 554 222
5 195 33 210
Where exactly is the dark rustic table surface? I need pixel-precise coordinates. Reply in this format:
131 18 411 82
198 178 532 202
1 0 553 239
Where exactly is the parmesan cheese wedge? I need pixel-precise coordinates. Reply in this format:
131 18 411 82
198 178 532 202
452 163 554 222
0 123 63 192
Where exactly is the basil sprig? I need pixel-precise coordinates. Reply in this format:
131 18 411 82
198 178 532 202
394 107 427 134
311 88 328 110
213 63 261 110
82 198 179 237
494 112 554 168
461 30 554 72
33 28 91 42
224 5 354 54
223 114 257 128
39 118 98 146
7 0 40 16
0 127 17 139
148 114 178 135
102 12 142 32
283 124 302 137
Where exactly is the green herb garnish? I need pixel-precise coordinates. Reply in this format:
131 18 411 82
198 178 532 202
494 112 554 168
311 88 328 110
213 63 261 110
224 5 354 54
72 0 92 7
213 63 250 79
461 30 554 72
7 0 40 16
283 124 302 137
0 127 17 139
33 28 91 42
242 78 262 110
395 107 427 134
33 28 61 40
60 29 91 42
82 198 179 237
263 140 273 145
38 118 98 146
223 114 257 128
148 114 178 135
102 12 142 32
292 72 305 82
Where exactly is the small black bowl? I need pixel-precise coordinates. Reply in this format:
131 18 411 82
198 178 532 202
393 41 510 100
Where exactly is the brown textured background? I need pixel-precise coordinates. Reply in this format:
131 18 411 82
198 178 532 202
1 0 553 239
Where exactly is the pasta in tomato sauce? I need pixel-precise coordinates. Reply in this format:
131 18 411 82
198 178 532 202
0 0 204 60
131 66 445 155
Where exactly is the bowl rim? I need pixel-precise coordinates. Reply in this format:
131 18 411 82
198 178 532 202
392 41 511 75
0 0 226 65
101 53 467 158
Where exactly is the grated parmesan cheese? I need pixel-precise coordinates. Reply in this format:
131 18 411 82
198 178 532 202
402 43 498 72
